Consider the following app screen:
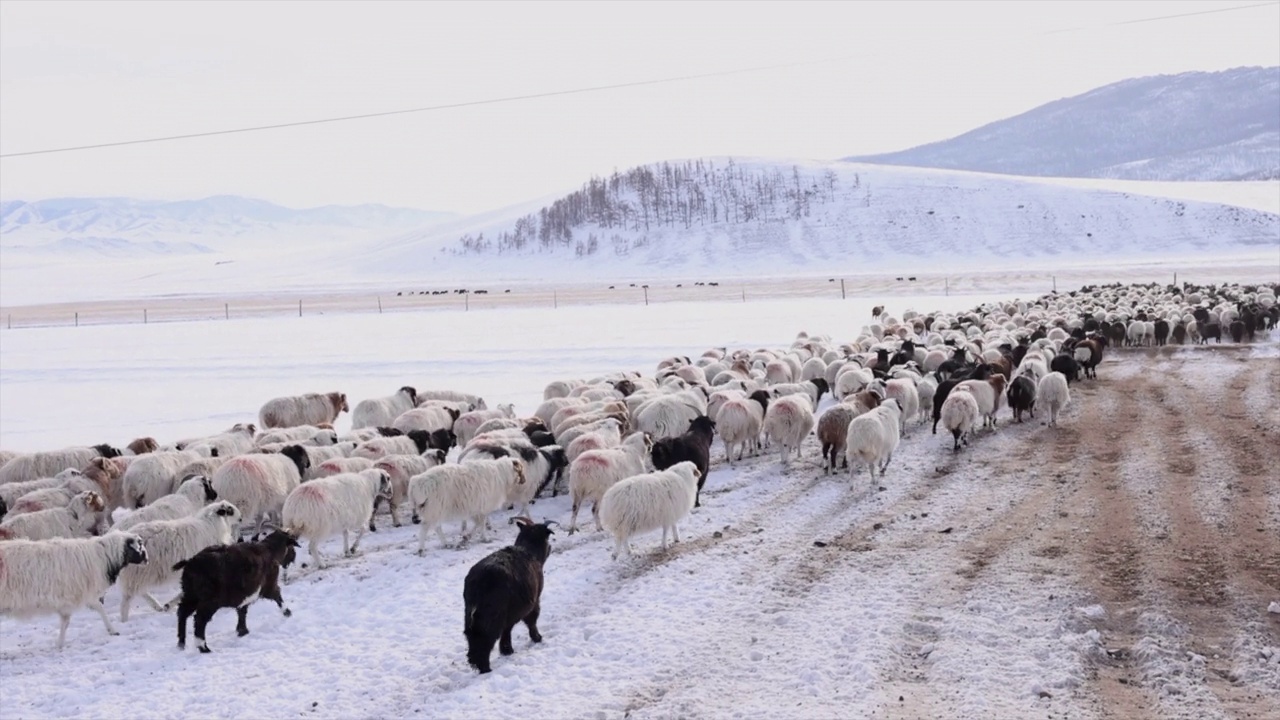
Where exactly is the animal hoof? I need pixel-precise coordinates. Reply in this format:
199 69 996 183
530 632 543 643
108 629 120 636
237 628 249 637
283 608 293 618
198 646 211 654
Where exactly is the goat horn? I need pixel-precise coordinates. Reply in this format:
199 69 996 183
508 515 534 526
542 520 560 528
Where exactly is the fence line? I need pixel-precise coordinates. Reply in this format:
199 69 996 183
0 269 1244 331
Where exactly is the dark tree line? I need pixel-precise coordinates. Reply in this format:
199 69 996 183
452 160 854 257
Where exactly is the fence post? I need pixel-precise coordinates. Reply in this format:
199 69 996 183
75 312 79 327
225 303 229 320
643 287 648 306
298 299 302 317
1052 275 1057 293
840 279 846 299
554 291 558 309
944 277 948 297
6 314 10 330
465 293 469 311
378 296 383 314
144 309 148 324
741 286 745 303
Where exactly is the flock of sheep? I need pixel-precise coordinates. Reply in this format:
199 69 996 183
0 280 1274 669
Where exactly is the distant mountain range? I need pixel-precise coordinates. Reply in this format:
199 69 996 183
844 66 1280 182
0 196 454 256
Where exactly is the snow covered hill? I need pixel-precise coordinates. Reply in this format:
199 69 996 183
0 196 455 256
843 66 1280 181
340 159 1279 284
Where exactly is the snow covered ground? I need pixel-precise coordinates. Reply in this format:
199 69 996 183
2 296 1277 720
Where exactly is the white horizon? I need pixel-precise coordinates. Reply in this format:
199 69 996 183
2 0 1277 214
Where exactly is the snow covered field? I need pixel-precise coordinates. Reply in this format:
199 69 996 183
2 297 1278 720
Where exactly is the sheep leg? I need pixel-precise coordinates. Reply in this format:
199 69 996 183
524 603 543 643
88 597 119 637
661 525 669 550
162 592 183 612
349 527 366 555
176 605 192 649
56 612 71 650
592 501 603 532
434 524 450 549
261 584 291 617
120 592 134 622
194 608 216 653
499 625 516 656
672 523 681 544
235 606 250 637
611 536 629 561
568 499 581 535
141 592 167 613
309 538 325 569
342 529 352 556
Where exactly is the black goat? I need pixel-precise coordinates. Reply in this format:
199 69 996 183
1006 375 1037 423
650 416 716 507
173 529 299 653
463 517 554 674
1050 353 1080 383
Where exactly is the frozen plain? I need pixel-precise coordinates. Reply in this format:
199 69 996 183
1 294 1279 720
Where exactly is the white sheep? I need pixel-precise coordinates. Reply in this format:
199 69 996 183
534 397 582 427
834 367 874 400
915 374 939 425
553 413 628 449
956 377 1007 428
258 392 348 430
0 491 104 541
633 395 701 440
564 418 624 463
255 425 339 448
460 441 565 516
117 501 241 621
351 386 418 429
115 475 219 531
1038 372 1071 427
121 450 209 509
370 451 446 526
408 457 527 554
599 461 701 560
299 443 359 480
181 424 256 458
210 445 311 536
282 469 392 569
763 394 815 467
312 456 376 479
0 468 85 508
351 431 435 460
415 389 487 410
453 405 518 447
0 531 149 648
567 432 652 534
472 418 521 436
716 393 768 464
4 470 113 533
0 444 119 486
845 399 902 481
884 378 920 433
768 380 826 407
394 406 460 435
939 387 982 451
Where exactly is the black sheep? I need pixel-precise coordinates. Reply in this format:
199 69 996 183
1200 321 1222 344
1006 375 1037 423
650 416 716 507
173 529 299 653
1050 353 1080 384
463 517 554 674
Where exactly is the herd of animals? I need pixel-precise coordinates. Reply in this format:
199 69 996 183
0 281 1275 673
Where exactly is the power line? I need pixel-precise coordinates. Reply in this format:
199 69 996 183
0 55 843 159
3 0 1276 159
1042 0 1278 34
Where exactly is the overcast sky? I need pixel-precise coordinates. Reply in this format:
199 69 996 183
2 1 1277 214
